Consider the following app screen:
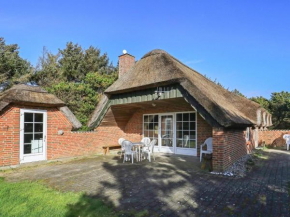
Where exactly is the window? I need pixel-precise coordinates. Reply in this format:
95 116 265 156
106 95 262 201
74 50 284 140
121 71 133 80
143 115 158 142
246 127 250 141
176 112 196 148
23 112 44 154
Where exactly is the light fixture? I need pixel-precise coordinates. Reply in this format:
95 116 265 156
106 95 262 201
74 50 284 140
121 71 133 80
152 103 156 107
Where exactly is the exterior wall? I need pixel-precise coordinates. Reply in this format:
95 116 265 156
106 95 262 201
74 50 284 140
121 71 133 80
259 130 290 148
0 105 126 167
212 127 255 171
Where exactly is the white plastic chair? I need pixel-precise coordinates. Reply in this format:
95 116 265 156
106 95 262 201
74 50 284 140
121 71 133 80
283 134 290 151
141 137 151 146
200 137 213 162
142 139 157 162
118 138 126 158
123 140 137 164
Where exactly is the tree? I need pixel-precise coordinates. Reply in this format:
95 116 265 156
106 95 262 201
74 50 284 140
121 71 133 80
0 37 32 88
232 89 246 98
33 42 117 129
250 96 270 111
269 91 290 129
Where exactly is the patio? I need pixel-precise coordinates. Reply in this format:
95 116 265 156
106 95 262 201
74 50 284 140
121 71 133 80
3 149 290 217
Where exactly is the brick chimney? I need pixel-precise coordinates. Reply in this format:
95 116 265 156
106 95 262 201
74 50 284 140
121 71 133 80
118 50 135 78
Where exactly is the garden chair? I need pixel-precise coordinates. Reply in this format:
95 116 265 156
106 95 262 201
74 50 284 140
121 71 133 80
123 140 137 164
118 138 126 158
200 137 213 162
142 139 157 162
141 137 151 147
283 134 290 151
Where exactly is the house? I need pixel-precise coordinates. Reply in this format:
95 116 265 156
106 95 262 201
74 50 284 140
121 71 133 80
0 84 82 166
0 50 272 171
88 49 272 171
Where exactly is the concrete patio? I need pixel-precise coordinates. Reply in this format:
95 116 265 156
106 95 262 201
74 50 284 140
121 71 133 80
2 150 290 217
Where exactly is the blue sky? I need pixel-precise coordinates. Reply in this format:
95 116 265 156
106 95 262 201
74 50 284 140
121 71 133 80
1 1 289 98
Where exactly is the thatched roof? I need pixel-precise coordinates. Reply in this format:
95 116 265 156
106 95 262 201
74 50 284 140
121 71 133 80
0 84 82 129
98 49 271 128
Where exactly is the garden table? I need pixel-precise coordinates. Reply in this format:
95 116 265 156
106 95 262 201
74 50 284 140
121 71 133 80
132 142 145 162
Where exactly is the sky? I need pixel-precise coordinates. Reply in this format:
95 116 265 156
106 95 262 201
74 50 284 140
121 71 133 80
1 0 289 99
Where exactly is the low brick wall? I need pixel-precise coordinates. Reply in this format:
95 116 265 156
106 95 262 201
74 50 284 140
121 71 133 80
259 130 290 148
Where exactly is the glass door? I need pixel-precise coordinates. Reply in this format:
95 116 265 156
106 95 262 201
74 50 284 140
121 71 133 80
159 114 174 153
20 109 47 163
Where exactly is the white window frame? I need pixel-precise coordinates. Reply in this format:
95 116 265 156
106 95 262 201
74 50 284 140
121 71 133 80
20 109 47 164
246 127 250 141
142 111 197 156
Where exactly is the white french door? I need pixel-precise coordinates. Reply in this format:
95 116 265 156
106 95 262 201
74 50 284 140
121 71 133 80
143 112 197 156
159 114 175 153
20 109 47 163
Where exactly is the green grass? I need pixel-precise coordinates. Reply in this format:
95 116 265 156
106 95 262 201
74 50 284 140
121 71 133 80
0 177 115 217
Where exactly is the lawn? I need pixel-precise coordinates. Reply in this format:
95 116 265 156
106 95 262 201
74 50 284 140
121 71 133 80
0 177 115 217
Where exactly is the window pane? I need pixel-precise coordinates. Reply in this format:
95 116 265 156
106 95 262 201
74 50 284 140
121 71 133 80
148 115 154 122
154 123 158 130
149 131 154 137
24 113 33 122
189 131 196 140
176 114 182 121
190 122 196 131
176 122 182 131
176 139 183 147
183 131 190 139
34 123 43 133
189 140 196 148
154 130 158 138
24 144 31 154
34 133 43 140
153 115 158 122
31 140 43 153
183 122 189 130
162 139 173 147
144 130 149 137
190 113 196 121
24 134 33 143
176 131 182 139
183 113 189 121
183 138 190 148
35 113 43 122
144 123 149 130
24 123 33 132
144 115 148 122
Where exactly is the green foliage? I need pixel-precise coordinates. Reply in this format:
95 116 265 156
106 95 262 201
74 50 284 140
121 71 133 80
269 91 290 129
250 92 290 129
232 88 246 97
0 37 32 88
0 177 115 217
33 42 117 128
250 96 270 111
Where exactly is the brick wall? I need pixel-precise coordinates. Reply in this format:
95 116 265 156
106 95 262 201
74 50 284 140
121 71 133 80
0 105 127 167
212 127 255 171
259 130 290 148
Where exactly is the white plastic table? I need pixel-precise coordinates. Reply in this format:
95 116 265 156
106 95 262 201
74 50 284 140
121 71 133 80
132 142 145 162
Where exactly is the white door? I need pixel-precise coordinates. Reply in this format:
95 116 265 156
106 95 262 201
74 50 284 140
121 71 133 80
159 114 174 153
20 109 47 163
